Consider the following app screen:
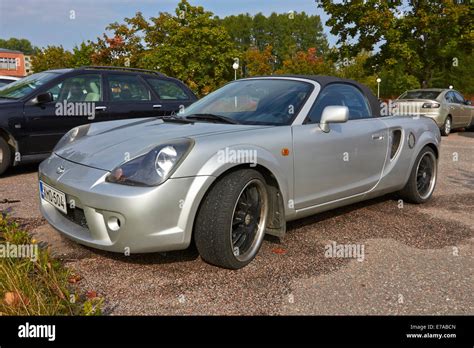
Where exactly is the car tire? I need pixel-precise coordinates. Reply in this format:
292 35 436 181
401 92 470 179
194 169 269 269
0 137 12 176
398 146 437 204
440 116 451 136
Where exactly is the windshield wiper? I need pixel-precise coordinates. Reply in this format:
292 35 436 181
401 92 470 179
185 113 240 124
156 115 194 123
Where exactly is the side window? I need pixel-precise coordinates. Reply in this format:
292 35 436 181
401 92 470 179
46 74 102 102
146 78 189 100
453 92 465 104
445 92 454 103
107 74 151 101
307 83 371 123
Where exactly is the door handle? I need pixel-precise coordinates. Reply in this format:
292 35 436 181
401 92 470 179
95 106 107 111
153 104 162 109
372 134 384 140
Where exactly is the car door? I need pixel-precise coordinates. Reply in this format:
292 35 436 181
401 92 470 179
292 83 388 209
142 76 196 115
445 91 463 127
105 73 161 119
23 72 107 154
452 91 470 127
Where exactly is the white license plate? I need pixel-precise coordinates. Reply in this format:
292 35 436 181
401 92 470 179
39 181 67 214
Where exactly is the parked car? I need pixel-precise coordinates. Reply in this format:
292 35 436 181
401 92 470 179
394 88 473 136
0 75 21 88
0 66 197 175
38 75 440 269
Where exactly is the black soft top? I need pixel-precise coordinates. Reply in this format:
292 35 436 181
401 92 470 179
272 74 381 117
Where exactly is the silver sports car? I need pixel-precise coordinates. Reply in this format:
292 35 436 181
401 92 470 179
39 76 441 269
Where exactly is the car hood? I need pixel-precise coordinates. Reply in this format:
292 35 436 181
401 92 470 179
55 117 269 171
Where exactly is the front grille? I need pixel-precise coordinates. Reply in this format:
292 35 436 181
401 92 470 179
61 208 88 229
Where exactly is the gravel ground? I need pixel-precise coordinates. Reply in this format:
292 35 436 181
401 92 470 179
0 131 472 315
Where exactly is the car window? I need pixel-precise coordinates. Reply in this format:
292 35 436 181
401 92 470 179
146 78 189 100
452 92 465 104
0 72 57 99
0 79 13 88
47 74 102 102
444 92 453 103
307 83 371 123
399 90 441 100
108 74 151 101
181 79 313 126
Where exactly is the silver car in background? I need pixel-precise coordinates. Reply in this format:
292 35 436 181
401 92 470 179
38 76 441 269
395 88 473 136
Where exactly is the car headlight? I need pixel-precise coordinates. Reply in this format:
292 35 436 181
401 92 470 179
54 124 90 152
106 138 194 187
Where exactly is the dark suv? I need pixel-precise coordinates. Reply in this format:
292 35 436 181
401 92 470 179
0 66 197 175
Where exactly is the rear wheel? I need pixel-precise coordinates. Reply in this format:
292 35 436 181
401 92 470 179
194 169 268 269
398 147 437 204
440 116 451 136
0 137 12 176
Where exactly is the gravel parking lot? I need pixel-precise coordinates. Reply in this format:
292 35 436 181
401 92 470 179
0 132 472 315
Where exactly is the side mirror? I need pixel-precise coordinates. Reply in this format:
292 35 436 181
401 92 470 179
32 92 53 105
319 105 349 133
465 100 472 106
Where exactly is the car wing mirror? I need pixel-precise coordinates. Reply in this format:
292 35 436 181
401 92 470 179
319 105 349 133
32 92 53 105
465 100 472 106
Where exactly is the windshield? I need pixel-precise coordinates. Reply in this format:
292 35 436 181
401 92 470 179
0 72 59 99
181 79 313 126
399 90 441 100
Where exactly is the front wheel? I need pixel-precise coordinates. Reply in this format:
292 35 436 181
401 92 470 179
398 147 437 204
194 169 269 269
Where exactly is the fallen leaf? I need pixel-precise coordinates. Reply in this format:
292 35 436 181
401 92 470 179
68 274 82 284
3 291 30 307
86 290 98 299
272 248 287 255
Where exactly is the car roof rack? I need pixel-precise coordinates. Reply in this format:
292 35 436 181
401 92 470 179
79 66 165 76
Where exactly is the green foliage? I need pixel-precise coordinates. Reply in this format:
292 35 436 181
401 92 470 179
220 11 329 69
0 214 102 316
0 38 38 55
31 46 74 72
318 0 473 96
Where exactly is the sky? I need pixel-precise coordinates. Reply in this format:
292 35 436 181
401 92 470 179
0 0 338 50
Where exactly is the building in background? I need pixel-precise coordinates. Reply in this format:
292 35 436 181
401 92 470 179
0 48 26 77
24 55 33 75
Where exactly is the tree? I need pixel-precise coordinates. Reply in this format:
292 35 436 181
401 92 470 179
276 47 333 76
318 0 473 91
137 0 239 95
242 45 275 76
220 11 329 69
0 38 38 55
31 46 74 72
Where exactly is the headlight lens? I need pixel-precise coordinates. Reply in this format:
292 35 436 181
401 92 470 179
106 139 194 186
54 124 90 152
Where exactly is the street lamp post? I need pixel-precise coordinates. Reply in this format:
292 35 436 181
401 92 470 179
376 78 382 99
232 60 239 81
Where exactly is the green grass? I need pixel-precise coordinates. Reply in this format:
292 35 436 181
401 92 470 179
0 214 102 315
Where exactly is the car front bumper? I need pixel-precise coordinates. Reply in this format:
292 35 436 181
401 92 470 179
38 154 214 253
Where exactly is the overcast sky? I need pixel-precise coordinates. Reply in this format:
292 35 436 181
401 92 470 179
0 0 337 50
